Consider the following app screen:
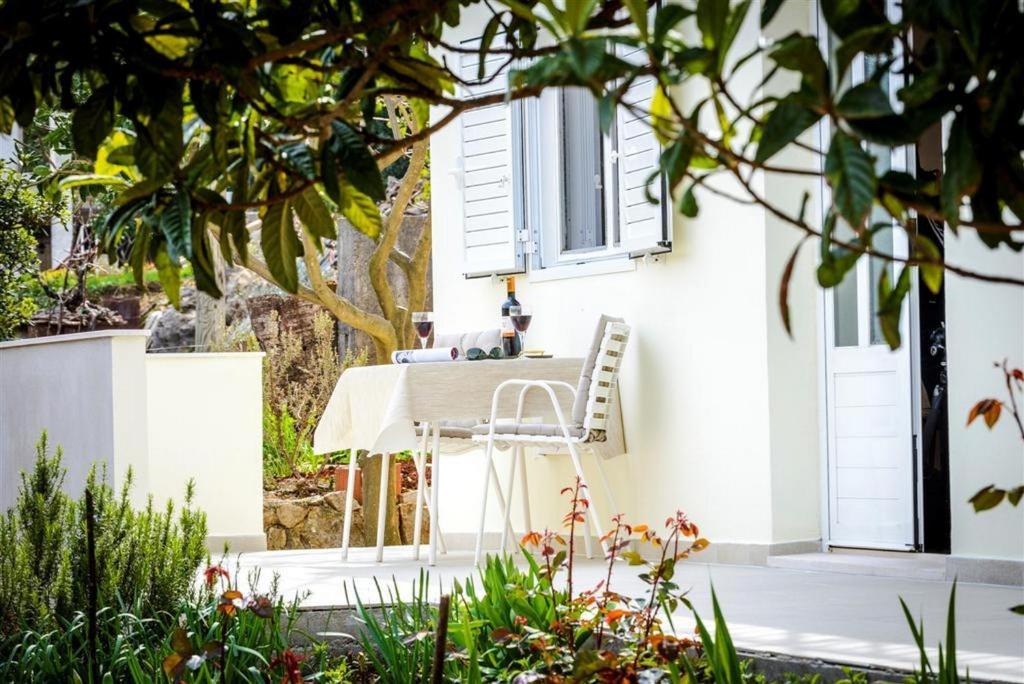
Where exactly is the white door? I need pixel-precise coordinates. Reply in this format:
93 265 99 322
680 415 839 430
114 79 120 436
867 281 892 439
822 51 917 550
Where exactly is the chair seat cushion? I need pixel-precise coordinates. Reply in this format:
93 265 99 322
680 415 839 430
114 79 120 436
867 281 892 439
415 420 477 440
471 423 586 439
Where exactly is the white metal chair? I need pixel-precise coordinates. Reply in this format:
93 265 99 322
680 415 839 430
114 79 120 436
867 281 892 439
341 329 512 565
470 316 630 566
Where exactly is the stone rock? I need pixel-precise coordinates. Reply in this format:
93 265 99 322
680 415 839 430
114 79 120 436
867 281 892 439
301 505 344 548
275 500 308 528
266 526 287 550
399 499 430 545
324 491 348 512
263 491 369 549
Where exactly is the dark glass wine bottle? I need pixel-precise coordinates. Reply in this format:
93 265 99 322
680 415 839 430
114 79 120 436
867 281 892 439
500 277 521 357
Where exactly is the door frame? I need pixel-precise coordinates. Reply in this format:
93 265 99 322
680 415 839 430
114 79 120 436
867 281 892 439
812 0 926 552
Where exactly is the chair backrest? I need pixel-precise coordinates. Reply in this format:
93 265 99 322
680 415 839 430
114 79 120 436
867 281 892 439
572 316 630 436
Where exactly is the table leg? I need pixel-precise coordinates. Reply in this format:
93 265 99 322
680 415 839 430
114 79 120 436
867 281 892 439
412 424 429 560
375 453 391 563
428 425 441 566
341 452 358 561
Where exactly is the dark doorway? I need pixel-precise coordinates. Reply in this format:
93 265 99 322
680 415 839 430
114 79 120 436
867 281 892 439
915 121 951 554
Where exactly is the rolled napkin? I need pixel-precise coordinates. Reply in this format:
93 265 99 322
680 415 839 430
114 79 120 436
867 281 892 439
391 347 459 364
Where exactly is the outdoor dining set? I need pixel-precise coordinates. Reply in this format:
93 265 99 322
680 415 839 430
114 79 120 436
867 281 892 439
313 315 631 566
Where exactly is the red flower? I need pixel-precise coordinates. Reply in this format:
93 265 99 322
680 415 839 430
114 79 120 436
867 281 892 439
270 649 305 683
203 565 230 589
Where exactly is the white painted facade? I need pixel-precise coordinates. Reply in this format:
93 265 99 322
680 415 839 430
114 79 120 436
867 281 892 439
428 3 1023 576
0 331 266 551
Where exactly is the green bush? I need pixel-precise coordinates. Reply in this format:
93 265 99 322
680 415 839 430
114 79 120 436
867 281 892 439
0 163 60 339
0 433 207 639
0 569 340 683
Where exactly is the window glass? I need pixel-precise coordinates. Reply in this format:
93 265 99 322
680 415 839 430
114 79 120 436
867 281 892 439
561 88 606 252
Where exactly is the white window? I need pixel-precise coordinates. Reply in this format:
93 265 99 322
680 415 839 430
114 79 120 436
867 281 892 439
456 38 670 279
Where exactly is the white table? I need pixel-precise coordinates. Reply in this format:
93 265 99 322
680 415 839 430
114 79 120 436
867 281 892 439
312 357 625 563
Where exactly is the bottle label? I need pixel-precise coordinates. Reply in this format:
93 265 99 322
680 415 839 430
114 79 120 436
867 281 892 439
501 316 514 336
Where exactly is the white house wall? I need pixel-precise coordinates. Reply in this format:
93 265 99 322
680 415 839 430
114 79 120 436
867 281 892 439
945 235 1024 564
429 4 822 558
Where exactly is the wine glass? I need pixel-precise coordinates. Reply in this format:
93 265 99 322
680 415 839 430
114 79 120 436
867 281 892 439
412 311 434 349
509 305 532 356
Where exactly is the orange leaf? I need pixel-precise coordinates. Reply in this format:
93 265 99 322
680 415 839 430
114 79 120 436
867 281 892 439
968 399 1002 428
162 653 185 678
691 537 710 551
604 609 630 624
632 524 648 533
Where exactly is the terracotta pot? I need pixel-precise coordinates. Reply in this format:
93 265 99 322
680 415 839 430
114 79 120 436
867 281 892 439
334 465 363 505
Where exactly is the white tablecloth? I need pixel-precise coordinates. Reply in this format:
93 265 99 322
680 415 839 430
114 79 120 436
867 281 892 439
313 357 625 458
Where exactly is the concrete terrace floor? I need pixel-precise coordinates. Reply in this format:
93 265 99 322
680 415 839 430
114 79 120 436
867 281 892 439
232 547 1024 683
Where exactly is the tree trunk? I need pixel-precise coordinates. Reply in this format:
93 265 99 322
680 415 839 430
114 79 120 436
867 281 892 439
359 452 402 547
195 250 226 350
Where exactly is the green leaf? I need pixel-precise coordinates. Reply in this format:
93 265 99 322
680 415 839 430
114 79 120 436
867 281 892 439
135 90 184 181
160 192 192 260
969 485 1006 512
835 24 898 78
261 201 302 293
912 234 944 294
623 0 649 40
153 244 182 309
566 0 599 35
761 0 785 27
654 5 692 43
293 187 336 242
837 82 895 120
72 87 114 160
696 0 729 50
280 141 316 180
58 174 130 191
1007 486 1024 507
478 14 504 80
756 97 820 163
770 34 828 94
679 183 699 217
1010 604 1024 616
820 0 888 39
328 121 385 201
941 117 981 229
816 213 861 288
337 178 382 239
875 265 911 349
825 130 876 229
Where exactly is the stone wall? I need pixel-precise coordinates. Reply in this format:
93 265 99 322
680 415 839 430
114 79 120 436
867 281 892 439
264 490 429 551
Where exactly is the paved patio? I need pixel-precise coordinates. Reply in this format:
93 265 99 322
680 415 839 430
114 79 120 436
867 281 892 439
232 547 1024 683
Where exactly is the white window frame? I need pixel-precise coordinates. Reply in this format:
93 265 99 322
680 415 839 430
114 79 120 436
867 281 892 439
531 89 638 272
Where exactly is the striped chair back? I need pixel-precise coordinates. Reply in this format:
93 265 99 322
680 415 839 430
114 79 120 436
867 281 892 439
581 321 631 438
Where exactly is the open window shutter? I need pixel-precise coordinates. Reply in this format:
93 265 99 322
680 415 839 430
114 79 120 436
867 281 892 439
457 39 526 278
615 44 671 256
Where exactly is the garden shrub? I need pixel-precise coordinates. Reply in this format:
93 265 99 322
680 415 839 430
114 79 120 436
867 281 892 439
0 163 61 340
0 433 207 638
263 310 366 480
0 566 340 683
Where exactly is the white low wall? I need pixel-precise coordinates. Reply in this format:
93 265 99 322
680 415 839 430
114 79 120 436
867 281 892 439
147 353 266 552
0 331 150 508
0 331 266 551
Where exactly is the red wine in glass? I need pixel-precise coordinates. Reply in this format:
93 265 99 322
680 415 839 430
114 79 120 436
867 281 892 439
415 320 434 339
509 306 531 355
412 312 433 349
511 314 532 333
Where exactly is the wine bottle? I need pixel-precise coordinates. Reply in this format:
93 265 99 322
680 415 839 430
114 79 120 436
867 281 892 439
501 277 521 357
